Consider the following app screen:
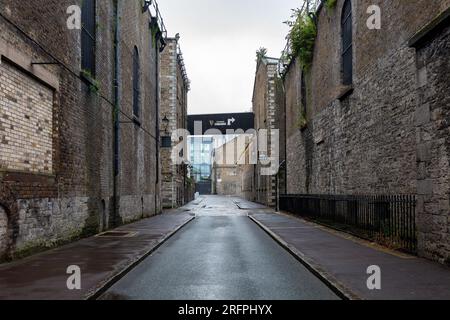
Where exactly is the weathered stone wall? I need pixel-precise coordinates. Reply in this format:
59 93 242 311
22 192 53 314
241 164 255 201
160 38 189 209
241 140 256 202
117 0 160 222
0 206 7 259
212 136 255 199
285 59 306 194
213 166 242 197
275 76 287 195
284 0 450 262
0 0 162 260
412 19 450 263
252 58 280 207
160 40 176 208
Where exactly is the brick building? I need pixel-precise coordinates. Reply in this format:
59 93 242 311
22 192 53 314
252 56 286 207
0 0 165 261
281 1 450 263
160 36 191 209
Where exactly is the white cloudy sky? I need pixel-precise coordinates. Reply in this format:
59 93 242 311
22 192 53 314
157 0 302 115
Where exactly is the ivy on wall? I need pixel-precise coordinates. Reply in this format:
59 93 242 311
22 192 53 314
325 0 338 11
285 9 317 70
81 69 100 95
256 47 268 62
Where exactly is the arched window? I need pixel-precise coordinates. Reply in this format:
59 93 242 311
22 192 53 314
133 46 140 119
341 0 353 85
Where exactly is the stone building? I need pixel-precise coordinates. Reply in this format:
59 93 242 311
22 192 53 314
252 56 286 207
282 0 450 263
212 136 255 198
160 36 191 209
0 0 165 261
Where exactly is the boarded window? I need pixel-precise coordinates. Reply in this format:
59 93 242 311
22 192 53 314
133 47 140 118
81 0 96 76
341 0 353 85
0 61 53 174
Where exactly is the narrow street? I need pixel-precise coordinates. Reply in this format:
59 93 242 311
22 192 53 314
0 0 449 307
100 196 339 300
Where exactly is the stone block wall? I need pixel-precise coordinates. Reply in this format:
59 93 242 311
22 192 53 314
0 206 7 260
241 164 255 201
213 165 242 196
160 38 189 209
411 16 450 263
283 0 450 262
252 58 282 207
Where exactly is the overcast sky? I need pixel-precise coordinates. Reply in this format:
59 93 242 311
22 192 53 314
157 0 301 115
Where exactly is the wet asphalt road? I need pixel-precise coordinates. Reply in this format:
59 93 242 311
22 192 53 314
101 196 339 300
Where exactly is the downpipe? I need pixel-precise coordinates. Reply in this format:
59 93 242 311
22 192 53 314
112 0 121 228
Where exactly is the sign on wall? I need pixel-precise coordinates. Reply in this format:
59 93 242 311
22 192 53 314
188 112 254 135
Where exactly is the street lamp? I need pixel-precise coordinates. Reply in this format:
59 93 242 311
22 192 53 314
161 115 172 148
161 115 170 134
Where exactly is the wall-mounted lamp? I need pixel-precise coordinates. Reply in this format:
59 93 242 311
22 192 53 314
160 115 171 148
161 115 170 135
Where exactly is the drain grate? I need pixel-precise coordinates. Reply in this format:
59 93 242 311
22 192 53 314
96 231 138 238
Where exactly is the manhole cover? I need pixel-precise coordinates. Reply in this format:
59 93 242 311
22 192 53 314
96 231 138 238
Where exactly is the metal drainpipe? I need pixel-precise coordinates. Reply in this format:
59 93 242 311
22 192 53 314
113 0 121 227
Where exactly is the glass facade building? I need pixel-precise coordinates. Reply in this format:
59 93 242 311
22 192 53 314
188 136 214 182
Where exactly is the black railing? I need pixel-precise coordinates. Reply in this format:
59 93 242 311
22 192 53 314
280 194 417 254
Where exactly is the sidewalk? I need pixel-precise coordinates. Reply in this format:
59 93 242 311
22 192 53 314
249 210 450 300
0 207 196 300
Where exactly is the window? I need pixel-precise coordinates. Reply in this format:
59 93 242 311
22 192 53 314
133 46 140 119
341 0 353 85
81 0 96 76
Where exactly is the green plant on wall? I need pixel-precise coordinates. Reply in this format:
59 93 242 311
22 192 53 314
150 19 159 48
256 47 268 62
325 0 338 11
89 81 100 95
81 69 100 95
285 9 317 70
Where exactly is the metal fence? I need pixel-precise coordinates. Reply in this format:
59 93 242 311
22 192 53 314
280 194 417 254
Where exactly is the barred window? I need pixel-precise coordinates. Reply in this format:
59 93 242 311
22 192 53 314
81 0 96 76
341 0 353 85
133 46 140 119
